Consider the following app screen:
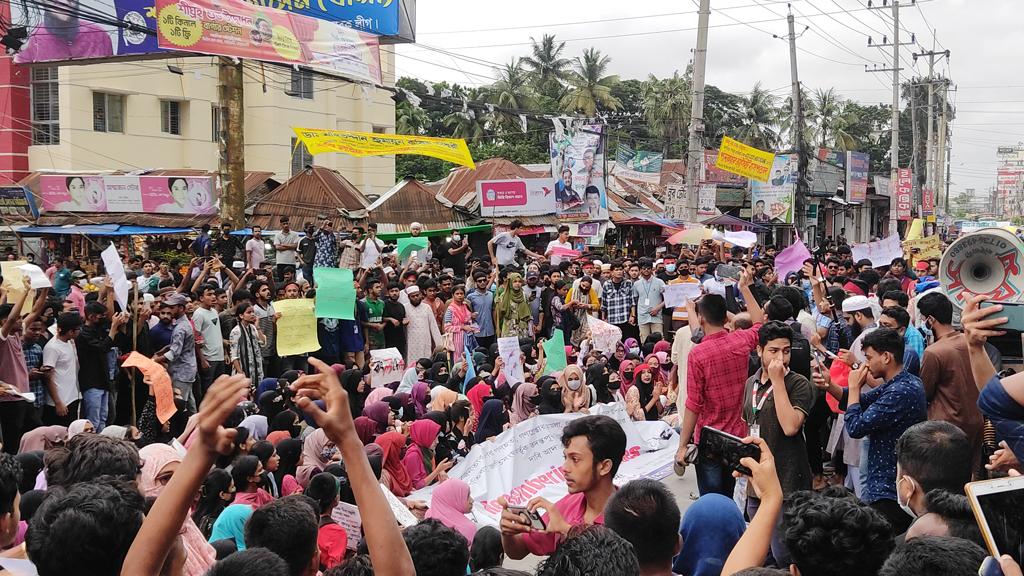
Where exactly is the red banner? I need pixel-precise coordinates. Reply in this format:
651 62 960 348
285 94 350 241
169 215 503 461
702 151 748 186
156 0 382 85
922 187 935 216
896 169 913 221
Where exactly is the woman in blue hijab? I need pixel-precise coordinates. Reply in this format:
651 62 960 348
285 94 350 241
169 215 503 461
673 493 746 575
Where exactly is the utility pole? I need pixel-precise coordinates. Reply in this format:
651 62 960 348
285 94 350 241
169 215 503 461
938 78 951 213
787 7 808 241
218 57 246 226
913 46 951 229
684 0 711 224
868 0 914 238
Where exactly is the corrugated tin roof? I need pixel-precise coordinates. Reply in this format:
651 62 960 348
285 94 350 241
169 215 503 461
19 170 278 227
249 166 368 229
436 158 541 209
367 179 481 234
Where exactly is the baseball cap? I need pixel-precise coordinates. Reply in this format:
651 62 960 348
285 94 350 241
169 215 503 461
164 293 188 306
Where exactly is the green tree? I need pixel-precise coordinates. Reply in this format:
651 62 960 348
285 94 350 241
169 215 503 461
560 48 621 116
396 100 431 135
641 71 690 157
484 59 537 132
733 82 781 150
807 88 859 150
521 34 572 102
703 85 746 149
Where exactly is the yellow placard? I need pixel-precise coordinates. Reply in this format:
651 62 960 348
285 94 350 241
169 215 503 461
905 218 925 241
903 235 941 261
715 136 775 183
274 298 320 357
0 260 33 311
293 128 476 169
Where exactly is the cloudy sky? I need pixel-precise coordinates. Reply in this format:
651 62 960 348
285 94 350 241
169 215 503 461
396 0 1022 198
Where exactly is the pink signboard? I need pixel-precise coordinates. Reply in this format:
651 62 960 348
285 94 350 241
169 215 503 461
895 168 913 221
38 175 216 214
477 178 556 217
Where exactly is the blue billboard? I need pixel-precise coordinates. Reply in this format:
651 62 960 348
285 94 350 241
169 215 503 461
246 0 415 42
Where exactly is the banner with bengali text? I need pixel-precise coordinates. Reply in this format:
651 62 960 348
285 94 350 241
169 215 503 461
750 154 797 225
715 136 775 182
846 151 869 204
156 0 382 85
293 128 475 168
896 168 913 221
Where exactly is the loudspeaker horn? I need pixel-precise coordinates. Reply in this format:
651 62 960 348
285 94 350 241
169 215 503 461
939 228 1024 308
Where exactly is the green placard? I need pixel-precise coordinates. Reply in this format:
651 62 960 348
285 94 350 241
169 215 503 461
313 267 355 320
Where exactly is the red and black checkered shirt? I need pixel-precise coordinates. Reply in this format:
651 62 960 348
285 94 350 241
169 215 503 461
685 324 762 443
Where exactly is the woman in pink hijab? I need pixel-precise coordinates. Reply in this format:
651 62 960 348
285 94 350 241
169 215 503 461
402 419 451 489
425 478 476 546
138 443 217 576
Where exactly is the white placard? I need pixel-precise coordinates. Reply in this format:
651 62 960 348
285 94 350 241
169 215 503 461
497 336 524 385
664 282 703 308
381 483 419 528
368 348 405 389
16 264 51 289
850 233 903 268
587 316 623 359
712 230 757 248
330 502 363 550
100 243 130 313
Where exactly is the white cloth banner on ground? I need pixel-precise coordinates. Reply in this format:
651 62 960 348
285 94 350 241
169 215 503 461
410 403 677 526
850 234 903 268
497 336 525 385
663 283 703 308
588 316 623 357
101 243 131 313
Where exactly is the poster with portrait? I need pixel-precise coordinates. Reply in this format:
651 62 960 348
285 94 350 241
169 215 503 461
549 124 608 222
750 154 797 225
37 175 216 214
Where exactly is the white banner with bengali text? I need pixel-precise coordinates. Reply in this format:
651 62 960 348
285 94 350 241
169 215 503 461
410 403 677 526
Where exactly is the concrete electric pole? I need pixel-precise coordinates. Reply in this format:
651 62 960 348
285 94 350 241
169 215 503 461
218 57 246 227
684 0 711 224
787 7 808 241
868 0 914 238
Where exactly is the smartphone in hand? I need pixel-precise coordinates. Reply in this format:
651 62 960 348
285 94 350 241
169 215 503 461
507 506 547 530
698 426 761 476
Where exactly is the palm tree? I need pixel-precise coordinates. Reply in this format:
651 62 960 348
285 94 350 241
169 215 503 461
485 59 537 132
396 100 431 135
808 88 859 150
521 34 572 100
641 71 690 156
778 85 814 148
733 82 781 150
560 48 621 116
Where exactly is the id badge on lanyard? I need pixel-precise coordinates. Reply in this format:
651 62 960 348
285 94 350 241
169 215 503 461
750 385 773 438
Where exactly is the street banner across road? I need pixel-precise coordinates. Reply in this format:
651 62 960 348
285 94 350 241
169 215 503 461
716 136 775 183
294 128 475 168
156 0 382 84
409 403 677 526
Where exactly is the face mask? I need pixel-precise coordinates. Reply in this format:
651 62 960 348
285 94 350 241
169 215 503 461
624 371 634 380
453 234 461 242
607 380 621 390
666 265 676 273
679 270 690 277
629 347 640 356
289 425 301 438
77 279 87 287
664 362 674 370
396 407 404 420
896 476 917 518
801 279 811 290
567 379 583 391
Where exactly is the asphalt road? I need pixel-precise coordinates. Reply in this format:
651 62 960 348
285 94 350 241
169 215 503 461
503 470 702 572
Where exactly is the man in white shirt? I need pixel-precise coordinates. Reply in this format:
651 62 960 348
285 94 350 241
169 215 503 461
246 226 266 270
488 219 542 268
545 225 574 266
272 216 300 281
42 312 82 426
360 223 385 269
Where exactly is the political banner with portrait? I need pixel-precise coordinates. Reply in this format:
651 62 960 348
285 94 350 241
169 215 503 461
846 151 869 204
247 0 413 40
10 0 158 65
156 0 382 85
808 148 845 197
550 124 608 222
614 144 663 183
38 175 216 214
750 154 798 225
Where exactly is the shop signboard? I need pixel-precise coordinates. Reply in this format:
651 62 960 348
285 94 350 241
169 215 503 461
477 178 556 217
0 186 38 219
895 169 913 221
38 175 217 214
846 151 869 204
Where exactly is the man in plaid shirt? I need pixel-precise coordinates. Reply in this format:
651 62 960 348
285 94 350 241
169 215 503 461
675 266 764 497
601 260 636 338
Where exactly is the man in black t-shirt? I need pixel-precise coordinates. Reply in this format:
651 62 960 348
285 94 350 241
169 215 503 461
298 222 317 283
212 223 242 264
382 282 408 357
444 231 471 277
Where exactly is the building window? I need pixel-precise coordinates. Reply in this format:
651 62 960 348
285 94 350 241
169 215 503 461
289 68 313 99
211 105 222 142
92 92 124 133
161 100 181 135
372 125 388 134
291 137 313 176
30 67 59 145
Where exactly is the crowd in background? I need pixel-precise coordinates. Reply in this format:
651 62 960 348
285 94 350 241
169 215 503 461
0 215 1023 576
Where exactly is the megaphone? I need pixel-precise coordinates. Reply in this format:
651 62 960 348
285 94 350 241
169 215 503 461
939 228 1024 308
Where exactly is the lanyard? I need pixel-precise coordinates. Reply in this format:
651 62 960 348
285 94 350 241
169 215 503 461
751 382 774 420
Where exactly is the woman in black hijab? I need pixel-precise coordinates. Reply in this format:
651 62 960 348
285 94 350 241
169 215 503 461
340 368 368 419
535 375 564 415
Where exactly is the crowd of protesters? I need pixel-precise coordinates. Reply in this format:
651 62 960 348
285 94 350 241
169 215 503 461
0 216 1023 576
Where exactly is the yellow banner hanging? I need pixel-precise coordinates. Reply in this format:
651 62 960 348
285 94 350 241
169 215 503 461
293 128 476 169
715 136 776 182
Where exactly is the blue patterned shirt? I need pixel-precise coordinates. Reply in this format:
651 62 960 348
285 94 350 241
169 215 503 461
845 369 927 503
23 341 44 408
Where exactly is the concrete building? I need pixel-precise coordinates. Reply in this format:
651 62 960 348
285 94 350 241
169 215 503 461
0 51 397 195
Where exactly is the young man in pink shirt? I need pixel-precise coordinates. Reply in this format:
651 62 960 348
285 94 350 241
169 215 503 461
498 415 626 559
